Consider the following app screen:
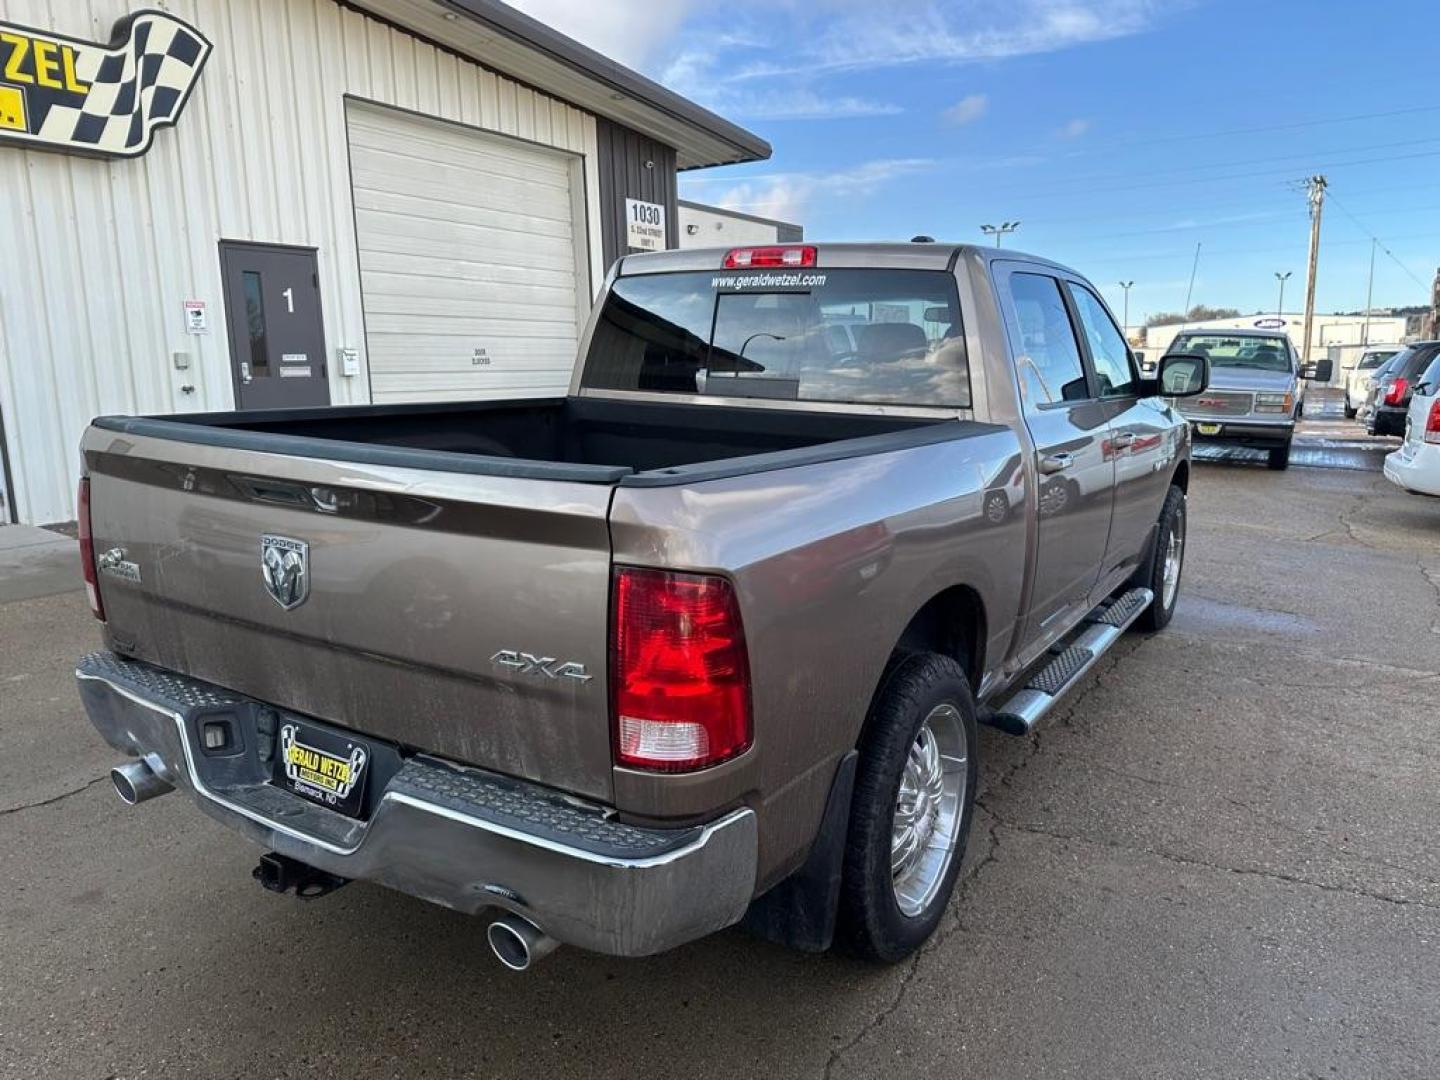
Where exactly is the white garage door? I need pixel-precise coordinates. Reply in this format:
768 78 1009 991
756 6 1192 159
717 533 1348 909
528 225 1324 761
346 102 588 402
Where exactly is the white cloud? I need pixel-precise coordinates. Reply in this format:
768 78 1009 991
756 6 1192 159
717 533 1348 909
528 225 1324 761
731 0 1168 79
732 91 902 121
690 158 935 224
1058 117 1092 139
943 94 989 126
500 0 695 70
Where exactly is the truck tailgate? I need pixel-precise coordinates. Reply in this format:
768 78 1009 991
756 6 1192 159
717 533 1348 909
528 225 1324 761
81 428 617 802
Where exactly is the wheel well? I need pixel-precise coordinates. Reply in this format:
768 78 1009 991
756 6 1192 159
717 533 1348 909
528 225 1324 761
1171 459 1190 493
893 585 986 690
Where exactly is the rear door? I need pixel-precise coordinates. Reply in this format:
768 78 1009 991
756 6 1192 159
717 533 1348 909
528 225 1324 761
994 264 1116 649
1063 278 1173 586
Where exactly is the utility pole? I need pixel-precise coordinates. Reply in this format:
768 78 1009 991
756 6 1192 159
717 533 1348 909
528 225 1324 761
1361 238 1376 347
1118 281 1134 338
1274 271 1291 319
1300 175 1327 363
980 221 1020 247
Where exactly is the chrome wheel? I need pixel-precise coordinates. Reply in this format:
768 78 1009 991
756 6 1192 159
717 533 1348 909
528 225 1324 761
1161 501 1185 609
891 703 968 918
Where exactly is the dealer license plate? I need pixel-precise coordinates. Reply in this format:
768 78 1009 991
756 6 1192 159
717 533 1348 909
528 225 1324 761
1195 423 1222 436
275 719 370 818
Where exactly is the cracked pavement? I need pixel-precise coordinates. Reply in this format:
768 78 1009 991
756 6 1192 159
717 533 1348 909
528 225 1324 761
4 430 1440 1079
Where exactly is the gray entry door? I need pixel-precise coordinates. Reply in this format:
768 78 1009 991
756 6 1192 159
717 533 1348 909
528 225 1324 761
219 242 331 410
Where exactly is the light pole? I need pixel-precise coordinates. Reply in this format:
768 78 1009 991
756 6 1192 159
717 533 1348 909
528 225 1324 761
980 221 1020 247
1274 271 1292 319
1118 281 1134 338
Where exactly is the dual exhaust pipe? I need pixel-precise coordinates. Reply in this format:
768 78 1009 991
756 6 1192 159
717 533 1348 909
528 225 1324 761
110 758 174 805
108 758 560 970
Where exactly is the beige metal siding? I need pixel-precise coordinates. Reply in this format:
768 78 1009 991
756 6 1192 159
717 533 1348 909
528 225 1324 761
347 102 587 402
0 0 603 525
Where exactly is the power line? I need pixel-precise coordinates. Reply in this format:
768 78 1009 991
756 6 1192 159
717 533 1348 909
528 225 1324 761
1323 189 1431 290
1111 103 1440 147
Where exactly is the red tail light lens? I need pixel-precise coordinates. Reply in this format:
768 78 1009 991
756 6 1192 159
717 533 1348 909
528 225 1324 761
722 246 817 270
77 477 105 621
1385 376 1409 406
1425 400 1440 444
611 568 752 772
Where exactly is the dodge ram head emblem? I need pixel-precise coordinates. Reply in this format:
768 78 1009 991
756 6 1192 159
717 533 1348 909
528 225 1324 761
261 535 309 610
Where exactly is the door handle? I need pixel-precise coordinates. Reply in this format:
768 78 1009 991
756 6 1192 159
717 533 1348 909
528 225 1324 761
1111 431 1136 450
240 361 253 385
1038 452 1074 474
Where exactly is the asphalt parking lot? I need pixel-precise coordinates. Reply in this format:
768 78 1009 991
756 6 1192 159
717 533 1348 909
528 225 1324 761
4 400 1439 1079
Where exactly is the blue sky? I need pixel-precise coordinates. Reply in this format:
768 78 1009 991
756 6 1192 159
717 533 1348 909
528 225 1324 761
509 0 1440 324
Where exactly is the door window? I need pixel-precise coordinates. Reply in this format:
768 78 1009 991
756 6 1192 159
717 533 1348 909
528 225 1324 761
242 271 270 377
1068 284 1135 398
1007 273 1088 408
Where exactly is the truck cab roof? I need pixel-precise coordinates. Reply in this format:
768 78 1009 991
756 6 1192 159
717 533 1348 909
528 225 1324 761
616 241 1082 277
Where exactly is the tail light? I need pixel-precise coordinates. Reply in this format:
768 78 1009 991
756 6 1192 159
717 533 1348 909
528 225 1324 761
722 246 816 269
1425 400 1440 445
611 567 752 772
77 477 105 621
1385 376 1409 406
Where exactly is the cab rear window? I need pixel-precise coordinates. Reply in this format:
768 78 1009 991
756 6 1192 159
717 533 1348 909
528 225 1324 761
581 269 970 408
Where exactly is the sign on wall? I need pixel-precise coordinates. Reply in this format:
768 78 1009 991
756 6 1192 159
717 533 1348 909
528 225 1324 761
0 10 211 158
625 198 666 252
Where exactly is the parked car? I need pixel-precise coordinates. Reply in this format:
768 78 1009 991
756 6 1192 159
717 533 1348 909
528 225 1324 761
1165 329 1330 470
1365 342 1440 437
1383 351 1440 496
74 242 1208 968
1345 348 1399 419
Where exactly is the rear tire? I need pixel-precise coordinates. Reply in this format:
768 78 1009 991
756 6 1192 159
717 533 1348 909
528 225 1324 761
1132 484 1186 633
838 654 978 964
1344 401 1357 419
1267 441 1291 470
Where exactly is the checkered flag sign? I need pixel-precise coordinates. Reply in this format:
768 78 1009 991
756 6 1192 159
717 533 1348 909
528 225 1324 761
0 11 212 158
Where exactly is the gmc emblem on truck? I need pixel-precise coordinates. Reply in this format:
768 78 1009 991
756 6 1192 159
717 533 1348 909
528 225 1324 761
490 650 592 683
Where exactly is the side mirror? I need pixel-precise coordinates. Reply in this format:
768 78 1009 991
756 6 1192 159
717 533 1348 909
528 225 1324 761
1302 358 1334 381
1156 353 1209 397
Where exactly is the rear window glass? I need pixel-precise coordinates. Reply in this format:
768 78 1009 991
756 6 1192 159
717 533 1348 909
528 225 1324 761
581 269 970 408
1397 345 1440 377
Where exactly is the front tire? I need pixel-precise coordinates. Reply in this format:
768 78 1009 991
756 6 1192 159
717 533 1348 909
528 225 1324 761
1267 441 1291 470
838 654 978 964
1132 484 1186 632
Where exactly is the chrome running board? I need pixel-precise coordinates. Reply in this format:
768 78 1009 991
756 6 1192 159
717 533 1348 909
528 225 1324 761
983 588 1153 736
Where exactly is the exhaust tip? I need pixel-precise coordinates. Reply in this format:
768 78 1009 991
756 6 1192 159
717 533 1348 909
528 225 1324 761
111 765 140 805
487 920 532 971
486 914 558 972
110 760 173 806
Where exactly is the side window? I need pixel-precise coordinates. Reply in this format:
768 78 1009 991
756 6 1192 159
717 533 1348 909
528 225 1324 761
1006 272 1089 408
1068 284 1135 398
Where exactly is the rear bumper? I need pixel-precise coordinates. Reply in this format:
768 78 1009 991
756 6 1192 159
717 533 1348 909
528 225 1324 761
1384 446 1440 497
77 652 757 957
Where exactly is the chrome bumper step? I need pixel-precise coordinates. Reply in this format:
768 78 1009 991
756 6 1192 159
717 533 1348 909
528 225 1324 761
983 587 1153 736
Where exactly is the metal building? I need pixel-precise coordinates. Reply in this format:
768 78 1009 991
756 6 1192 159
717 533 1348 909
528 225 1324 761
678 200 803 249
0 0 769 525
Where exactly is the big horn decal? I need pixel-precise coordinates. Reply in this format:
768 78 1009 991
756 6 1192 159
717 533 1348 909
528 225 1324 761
0 9 211 158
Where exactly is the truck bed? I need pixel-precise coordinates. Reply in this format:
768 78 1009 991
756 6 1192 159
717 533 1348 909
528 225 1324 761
94 397 968 486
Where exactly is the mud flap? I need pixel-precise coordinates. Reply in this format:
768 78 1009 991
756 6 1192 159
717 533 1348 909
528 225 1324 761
740 750 857 953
